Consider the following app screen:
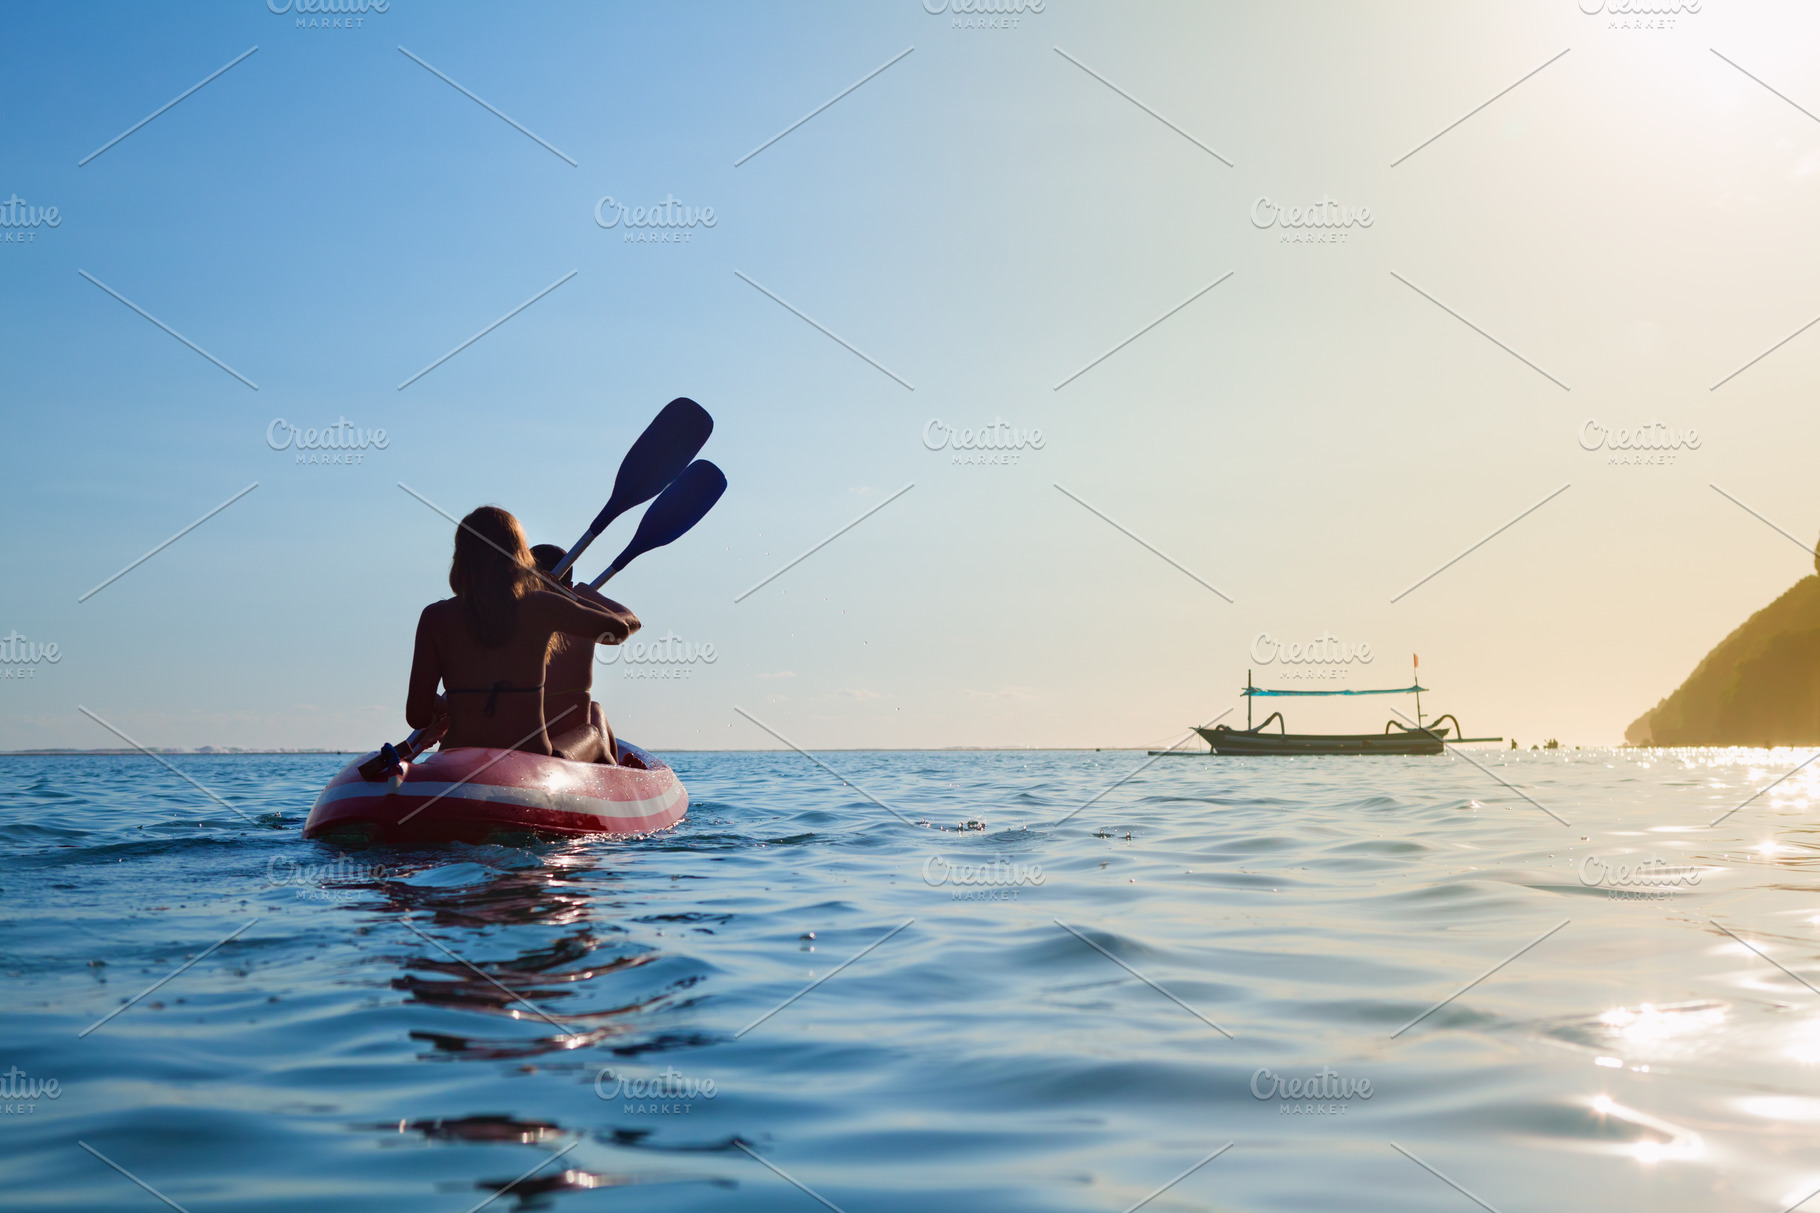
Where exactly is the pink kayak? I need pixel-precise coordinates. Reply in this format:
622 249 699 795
303 740 687 845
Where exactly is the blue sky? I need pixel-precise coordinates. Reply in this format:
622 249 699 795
4 1 1820 750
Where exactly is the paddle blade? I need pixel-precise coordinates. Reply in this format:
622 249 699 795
551 397 712 579
592 397 712 531
593 460 727 584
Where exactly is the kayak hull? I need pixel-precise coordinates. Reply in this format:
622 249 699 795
302 740 687 844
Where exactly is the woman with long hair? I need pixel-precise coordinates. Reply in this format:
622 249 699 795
406 506 639 756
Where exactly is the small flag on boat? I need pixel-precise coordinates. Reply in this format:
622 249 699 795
1413 653 1419 668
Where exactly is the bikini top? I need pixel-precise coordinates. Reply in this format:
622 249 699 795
447 680 543 718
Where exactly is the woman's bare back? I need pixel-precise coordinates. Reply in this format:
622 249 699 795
407 590 637 753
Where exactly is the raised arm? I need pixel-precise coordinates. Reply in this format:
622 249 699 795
528 587 641 646
405 606 447 728
570 583 640 644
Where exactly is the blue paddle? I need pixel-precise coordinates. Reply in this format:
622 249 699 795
588 460 728 589
548 397 713 580
361 461 727 780
359 406 716 781
362 464 726 777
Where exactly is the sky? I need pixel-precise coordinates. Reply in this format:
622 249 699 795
3 0 1820 751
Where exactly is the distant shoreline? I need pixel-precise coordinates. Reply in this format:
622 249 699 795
5 746 1163 756
0 748 358 756
0 746 1713 757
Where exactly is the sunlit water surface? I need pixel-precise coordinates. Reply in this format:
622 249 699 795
3 747 1819 1211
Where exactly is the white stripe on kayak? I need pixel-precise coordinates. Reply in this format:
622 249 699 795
315 775 684 825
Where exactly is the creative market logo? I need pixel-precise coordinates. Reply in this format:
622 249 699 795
922 418 1045 467
596 630 717 680
1578 419 1699 467
1 1066 60 1116
266 856 388 902
1251 1066 1373 1115
1579 0 1698 30
1579 854 1702 900
1 631 61 680
595 195 717 245
595 1065 717 1114
267 417 389 466
267 0 387 29
1 195 60 245
1251 195 1372 244
922 855 1045 901
1251 631 1372 682
923 0 1043 30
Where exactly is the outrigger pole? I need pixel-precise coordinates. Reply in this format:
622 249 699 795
1413 653 1422 728
1247 669 1253 730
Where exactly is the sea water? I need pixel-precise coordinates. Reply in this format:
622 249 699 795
1 748 1817 1211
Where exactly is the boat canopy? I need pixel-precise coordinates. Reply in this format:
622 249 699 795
1243 684 1427 697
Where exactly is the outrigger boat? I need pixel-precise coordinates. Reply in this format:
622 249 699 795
1156 666 1501 757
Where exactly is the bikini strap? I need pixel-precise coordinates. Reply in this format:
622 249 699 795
448 680 544 717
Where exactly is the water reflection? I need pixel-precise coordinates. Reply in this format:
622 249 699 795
1598 1002 1727 1048
331 852 712 1059
374 849 603 929
1736 1095 1820 1122
1784 1016 1820 1064
393 928 657 1013
362 1117 739 1208
1549 1001 1729 1064
340 855 731 1205
1587 1095 1703 1164
474 1166 639 1205
390 925 695 1059
373 1114 565 1145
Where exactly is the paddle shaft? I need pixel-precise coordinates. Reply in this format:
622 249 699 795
586 460 726 590
357 718 448 780
550 521 603 581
